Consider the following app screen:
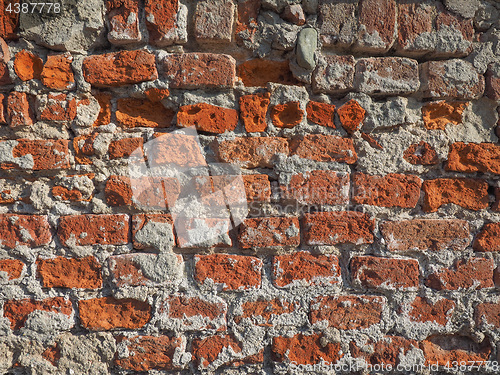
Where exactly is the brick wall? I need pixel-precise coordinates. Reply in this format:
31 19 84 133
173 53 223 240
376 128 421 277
1 0 500 373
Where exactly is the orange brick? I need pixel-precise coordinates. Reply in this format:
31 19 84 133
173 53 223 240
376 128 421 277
36 256 102 289
177 103 238 133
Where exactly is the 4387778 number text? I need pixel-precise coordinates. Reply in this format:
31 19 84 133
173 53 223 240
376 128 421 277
5 2 61 14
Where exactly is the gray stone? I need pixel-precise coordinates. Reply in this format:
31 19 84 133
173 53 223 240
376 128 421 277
444 0 480 19
296 28 317 70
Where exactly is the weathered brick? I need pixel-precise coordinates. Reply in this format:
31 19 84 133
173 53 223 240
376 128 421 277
235 0 260 45
0 4 19 40
272 333 343 365
36 93 78 122
281 170 349 205
52 174 95 202
144 87 170 102
351 256 420 290
0 214 51 249
319 0 357 48
420 335 491 366
270 102 304 128
0 36 10 61
3 297 73 330
474 223 500 252
215 137 289 168
115 335 185 371
7 92 34 127
403 141 439 165
306 101 335 128
311 295 385 329
405 296 455 326
105 175 133 206
163 53 236 89
233 297 300 326
58 214 129 247
0 259 24 281
356 0 396 52
93 92 112 126
420 60 485 100
313 55 356 94
485 63 500 101
290 134 357 163
352 172 422 208
106 0 141 45
447 142 500 175
0 59 10 85
0 93 6 124
354 57 419 96
0 139 70 170
116 98 174 128
475 301 500 328
195 0 234 43
79 297 151 330
37 256 102 289
337 99 365 134
41 53 75 91
238 217 300 248
132 213 175 250
176 218 232 248
304 211 375 245
42 344 60 367
144 0 185 46
194 254 262 291
108 137 143 159
422 178 489 212
237 59 298 87
426 258 494 290
272 251 340 288
149 132 207 168
158 294 227 331
351 335 418 366
240 92 270 132
242 174 271 202
422 101 467 130
380 219 470 252
108 253 182 287
14 49 42 81
83 50 158 87
177 103 238 133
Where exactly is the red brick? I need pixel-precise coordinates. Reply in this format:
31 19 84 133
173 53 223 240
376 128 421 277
83 50 158 87
421 60 485 100
351 335 418 366
195 254 262 291
14 50 42 81
435 6 473 56
422 178 489 212
0 3 19 40
163 53 236 89
0 214 51 249
177 103 238 133
132 213 175 249
426 258 494 290
159 294 227 331
238 217 300 248
380 219 470 252
290 134 357 163
79 297 151 330
3 297 72 330
93 93 112 126
0 60 10 85
306 101 335 128
361 132 383 150
233 297 300 326
403 141 439 165
422 101 467 130
58 214 129 246
319 0 356 47
242 174 271 202
272 333 343 365
270 101 304 128
405 296 455 326
281 170 349 205
237 59 299 87
239 92 270 132
215 137 289 168
37 256 102 289
486 64 500 101
37 93 78 122
313 55 356 94
420 335 491 366
474 223 500 252
282 4 305 25
149 132 207 168
0 36 10 61
0 259 24 281
144 87 170 102
116 98 174 128
396 1 433 55
447 142 500 175
73 133 98 165
133 176 180 209
41 53 75 91
475 301 500 328
195 0 234 43
355 57 420 96
106 0 141 44
0 93 6 123
235 0 260 46
7 92 34 127
0 139 70 170
353 173 422 208
273 251 341 288
105 175 133 206
356 0 396 52
51 174 95 203
108 253 182 287
115 335 184 371
304 211 375 245
351 256 420 290
337 99 365 134
144 0 183 46
108 137 143 159
42 344 60 367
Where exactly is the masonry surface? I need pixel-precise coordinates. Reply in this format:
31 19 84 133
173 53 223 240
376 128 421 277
0 0 500 374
